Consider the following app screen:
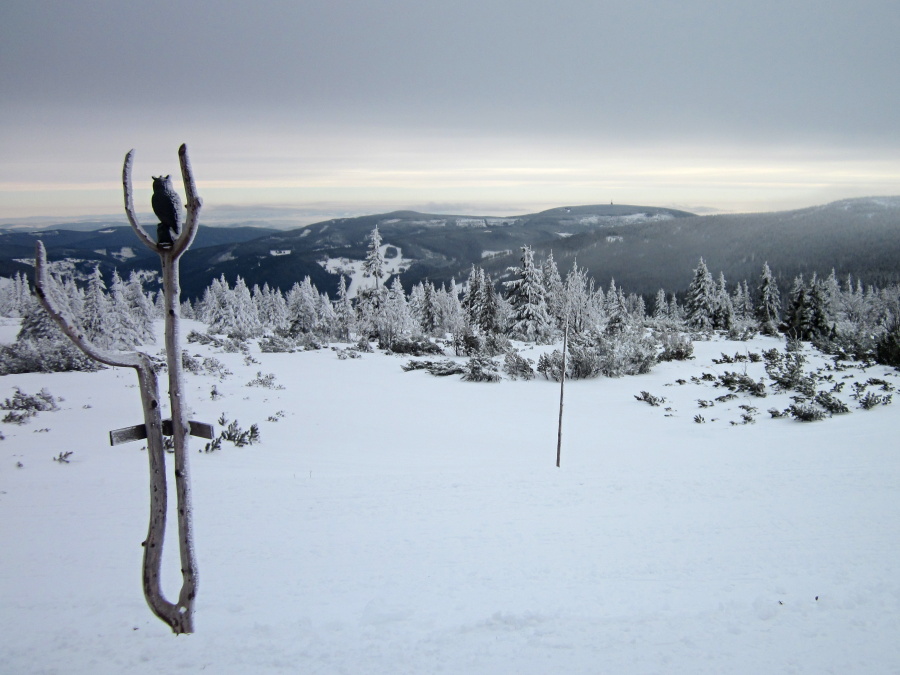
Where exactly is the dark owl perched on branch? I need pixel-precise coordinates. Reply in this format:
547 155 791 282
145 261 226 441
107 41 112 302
151 175 182 247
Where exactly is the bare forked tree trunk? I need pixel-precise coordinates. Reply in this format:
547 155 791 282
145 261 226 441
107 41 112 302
34 144 203 634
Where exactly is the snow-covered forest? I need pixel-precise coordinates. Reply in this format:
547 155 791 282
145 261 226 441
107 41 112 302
4 225 900 379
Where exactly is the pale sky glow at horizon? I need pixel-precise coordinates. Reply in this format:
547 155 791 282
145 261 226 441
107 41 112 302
2 0 898 222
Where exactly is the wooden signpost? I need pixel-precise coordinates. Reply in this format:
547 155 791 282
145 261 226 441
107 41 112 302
34 144 206 634
109 420 215 446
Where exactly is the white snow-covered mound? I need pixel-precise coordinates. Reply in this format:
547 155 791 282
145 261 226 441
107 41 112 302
1 326 899 674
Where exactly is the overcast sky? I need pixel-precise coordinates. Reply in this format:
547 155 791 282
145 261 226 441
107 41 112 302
2 0 898 221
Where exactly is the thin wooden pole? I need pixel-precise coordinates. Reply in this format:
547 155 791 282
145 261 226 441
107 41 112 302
556 315 568 468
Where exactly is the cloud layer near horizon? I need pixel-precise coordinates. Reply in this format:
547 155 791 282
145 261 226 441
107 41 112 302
2 0 898 218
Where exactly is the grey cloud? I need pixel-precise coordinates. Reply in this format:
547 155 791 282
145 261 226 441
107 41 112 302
3 0 898 146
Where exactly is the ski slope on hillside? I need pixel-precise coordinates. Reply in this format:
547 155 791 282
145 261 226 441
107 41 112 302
1 323 899 674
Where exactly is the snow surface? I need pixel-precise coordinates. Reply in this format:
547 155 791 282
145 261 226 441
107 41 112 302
2 324 899 674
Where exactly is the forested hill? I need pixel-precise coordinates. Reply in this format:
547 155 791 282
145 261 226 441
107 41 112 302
4 198 900 300
483 197 900 297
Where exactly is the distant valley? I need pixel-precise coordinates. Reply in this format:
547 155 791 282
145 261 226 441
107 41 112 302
3 197 900 300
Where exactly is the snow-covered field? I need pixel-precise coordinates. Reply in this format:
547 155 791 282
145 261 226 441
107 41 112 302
2 322 899 674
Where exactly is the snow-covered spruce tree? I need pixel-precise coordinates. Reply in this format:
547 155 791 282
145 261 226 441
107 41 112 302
783 274 808 339
287 276 320 335
419 280 439 336
254 283 289 332
733 279 754 321
805 274 833 344
438 279 464 339
712 272 735 331
333 274 355 341
604 279 630 334
462 265 482 327
202 275 232 330
376 277 414 348
180 298 196 320
755 262 781 335
626 293 646 322
107 269 143 350
685 258 716 331
230 276 263 339
784 273 834 343
362 224 385 290
126 271 158 344
542 251 566 329
82 265 112 347
504 246 552 343
317 291 338 339
355 285 384 340
0 294 98 374
477 272 502 335
564 262 596 334
653 288 669 321
0 271 30 317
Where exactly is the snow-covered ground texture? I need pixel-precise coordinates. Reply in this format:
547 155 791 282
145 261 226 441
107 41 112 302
2 323 899 674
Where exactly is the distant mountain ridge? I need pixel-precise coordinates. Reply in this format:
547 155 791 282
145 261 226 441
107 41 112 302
3 198 900 301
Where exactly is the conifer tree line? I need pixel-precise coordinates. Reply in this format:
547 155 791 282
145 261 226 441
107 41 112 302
4 227 900 373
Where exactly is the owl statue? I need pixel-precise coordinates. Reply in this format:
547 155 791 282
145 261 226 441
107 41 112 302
151 175 182 247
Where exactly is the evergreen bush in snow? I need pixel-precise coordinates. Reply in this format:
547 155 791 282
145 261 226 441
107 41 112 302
387 338 444 356
462 356 502 382
503 350 535 380
657 330 694 362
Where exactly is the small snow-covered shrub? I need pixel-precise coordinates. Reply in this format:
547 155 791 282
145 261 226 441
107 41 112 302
258 334 298 353
814 391 850 415
206 416 261 450
202 357 231 379
566 339 604 379
402 359 467 377
537 329 658 381
536 350 565 382
715 371 767 397
874 324 900 367
857 392 892 410
246 372 284 389
187 330 221 347
187 330 247 354
503 351 535 380
788 403 827 422
764 348 816 396
481 333 512 357
3 409 36 425
2 387 59 413
388 338 444 356
181 351 203 375
459 332 511 357
594 330 658 377
634 391 665 406
0 339 100 375
462 356 501 382
726 320 758 342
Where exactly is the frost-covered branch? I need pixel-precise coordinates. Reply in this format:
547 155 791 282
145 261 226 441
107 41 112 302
34 241 145 370
33 239 192 632
122 149 157 252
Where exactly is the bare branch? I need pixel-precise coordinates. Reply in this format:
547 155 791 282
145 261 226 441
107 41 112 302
172 143 203 257
122 149 157 252
34 241 145 370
